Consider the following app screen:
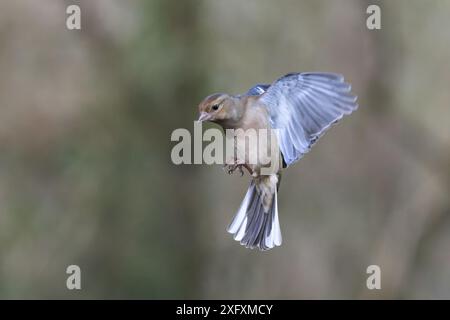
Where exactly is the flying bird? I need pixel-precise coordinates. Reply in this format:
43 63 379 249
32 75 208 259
197 72 358 251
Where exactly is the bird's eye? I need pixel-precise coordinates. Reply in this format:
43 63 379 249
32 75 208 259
211 104 220 111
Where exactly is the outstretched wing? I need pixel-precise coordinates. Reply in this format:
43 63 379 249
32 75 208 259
259 72 358 165
244 84 271 96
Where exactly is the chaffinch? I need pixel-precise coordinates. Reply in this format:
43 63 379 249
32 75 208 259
197 72 358 251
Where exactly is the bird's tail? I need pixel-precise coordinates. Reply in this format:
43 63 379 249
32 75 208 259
227 174 282 251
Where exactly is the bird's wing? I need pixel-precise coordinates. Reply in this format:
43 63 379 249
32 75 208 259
258 72 358 166
244 84 271 96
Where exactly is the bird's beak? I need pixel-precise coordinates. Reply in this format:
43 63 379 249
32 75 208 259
197 112 211 122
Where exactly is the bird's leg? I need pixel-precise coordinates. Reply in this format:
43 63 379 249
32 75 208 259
243 164 254 175
222 158 235 173
226 163 241 176
224 160 252 177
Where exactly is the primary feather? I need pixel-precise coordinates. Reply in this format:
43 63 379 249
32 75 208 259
258 72 358 165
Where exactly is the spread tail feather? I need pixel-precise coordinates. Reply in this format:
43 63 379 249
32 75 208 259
227 175 282 251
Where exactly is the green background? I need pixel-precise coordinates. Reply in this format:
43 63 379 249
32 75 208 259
0 0 449 299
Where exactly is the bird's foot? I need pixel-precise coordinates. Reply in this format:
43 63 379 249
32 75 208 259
223 162 253 177
224 163 244 176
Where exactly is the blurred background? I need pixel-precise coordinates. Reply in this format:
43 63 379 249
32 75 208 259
0 0 449 299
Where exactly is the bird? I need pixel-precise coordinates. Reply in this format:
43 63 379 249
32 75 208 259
197 72 358 251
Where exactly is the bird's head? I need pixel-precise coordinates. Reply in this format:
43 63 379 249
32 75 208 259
197 93 239 124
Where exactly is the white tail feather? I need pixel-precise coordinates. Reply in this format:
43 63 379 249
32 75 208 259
227 179 282 251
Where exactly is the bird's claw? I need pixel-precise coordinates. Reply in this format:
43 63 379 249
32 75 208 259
225 163 245 176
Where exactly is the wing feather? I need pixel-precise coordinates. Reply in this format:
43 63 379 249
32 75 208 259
259 72 358 165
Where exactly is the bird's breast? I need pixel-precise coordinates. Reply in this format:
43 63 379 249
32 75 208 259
232 104 281 176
